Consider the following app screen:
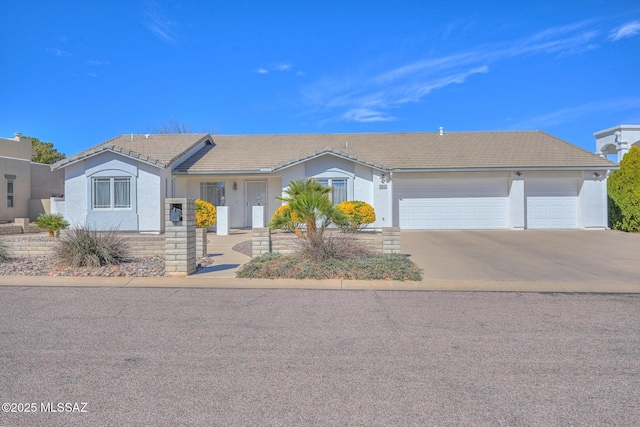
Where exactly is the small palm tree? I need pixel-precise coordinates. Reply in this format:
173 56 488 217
34 213 69 237
278 178 344 238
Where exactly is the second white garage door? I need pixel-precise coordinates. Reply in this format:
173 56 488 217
397 179 508 230
525 178 578 229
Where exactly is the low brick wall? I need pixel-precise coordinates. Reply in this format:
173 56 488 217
0 224 46 235
1 232 207 259
253 227 400 257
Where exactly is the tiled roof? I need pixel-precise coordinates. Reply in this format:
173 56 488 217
52 133 210 170
173 131 616 173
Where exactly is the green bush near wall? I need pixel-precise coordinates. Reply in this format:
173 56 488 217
608 146 640 232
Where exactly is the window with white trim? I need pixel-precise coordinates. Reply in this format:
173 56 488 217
92 177 131 209
6 180 13 208
317 178 347 204
200 182 225 206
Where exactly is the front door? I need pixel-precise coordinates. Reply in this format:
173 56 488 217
245 181 268 227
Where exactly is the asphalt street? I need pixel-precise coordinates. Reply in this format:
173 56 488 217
1 287 639 426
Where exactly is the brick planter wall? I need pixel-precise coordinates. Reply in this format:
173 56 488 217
253 228 400 256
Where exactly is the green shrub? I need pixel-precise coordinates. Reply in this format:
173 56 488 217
34 213 69 237
55 226 131 267
0 241 9 262
237 253 422 281
608 146 640 232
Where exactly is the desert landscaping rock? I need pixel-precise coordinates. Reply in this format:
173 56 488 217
0 255 215 277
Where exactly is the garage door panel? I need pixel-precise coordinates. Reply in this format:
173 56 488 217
526 179 578 229
397 179 508 230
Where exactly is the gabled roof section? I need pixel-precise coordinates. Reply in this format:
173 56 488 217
52 133 210 170
172 131 616 174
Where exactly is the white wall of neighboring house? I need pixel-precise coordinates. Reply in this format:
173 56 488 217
595 125 640 162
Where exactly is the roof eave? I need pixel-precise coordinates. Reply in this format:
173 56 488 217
172 170 274 175
51 147 168 170
389 165 619 173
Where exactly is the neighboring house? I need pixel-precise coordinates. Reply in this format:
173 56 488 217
51 130 617 233
0 133 64 223
594 124 640 163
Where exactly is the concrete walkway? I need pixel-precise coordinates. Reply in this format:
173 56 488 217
0 229 638 293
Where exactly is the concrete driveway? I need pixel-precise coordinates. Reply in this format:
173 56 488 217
402 230 640 283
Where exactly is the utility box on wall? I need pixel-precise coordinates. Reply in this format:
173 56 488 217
165 198 196 276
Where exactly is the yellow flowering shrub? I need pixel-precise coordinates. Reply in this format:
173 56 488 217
269 204 304 233
195 199 217 228
336 201 376 232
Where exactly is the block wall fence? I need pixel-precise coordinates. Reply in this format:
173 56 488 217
252 227 401 257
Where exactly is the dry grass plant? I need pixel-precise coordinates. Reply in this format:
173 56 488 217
55 226 131 267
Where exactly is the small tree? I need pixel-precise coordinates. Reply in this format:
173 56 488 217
335 201 376 232
277 178 335 238
22 136 66 164
195 199 217 228
608 146 640 232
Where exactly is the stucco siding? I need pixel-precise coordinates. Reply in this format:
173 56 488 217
63 163 88 226
579 173 608 229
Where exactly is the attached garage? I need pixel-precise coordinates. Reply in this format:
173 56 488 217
525 178 578 229
397 179 508 230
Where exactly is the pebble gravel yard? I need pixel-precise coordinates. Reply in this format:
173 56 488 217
0 233 215 277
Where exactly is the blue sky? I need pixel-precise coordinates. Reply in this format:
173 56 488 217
2 0 639 157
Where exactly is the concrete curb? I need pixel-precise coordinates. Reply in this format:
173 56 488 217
0 275 638 293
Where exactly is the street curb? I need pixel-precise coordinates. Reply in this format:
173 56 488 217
0 275 638 293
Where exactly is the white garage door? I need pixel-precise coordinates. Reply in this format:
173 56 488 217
526 179 578 229
397 179 508 230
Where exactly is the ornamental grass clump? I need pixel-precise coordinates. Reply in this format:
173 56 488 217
34 213 69 237
0 241 9 262
55 226 131 267
195 199 217 228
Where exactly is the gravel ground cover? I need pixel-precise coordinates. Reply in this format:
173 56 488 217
0 233 214 277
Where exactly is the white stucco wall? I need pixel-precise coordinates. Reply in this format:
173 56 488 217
61 153 167 232
579 172 608 229
508 175 525 229
63 162 88 227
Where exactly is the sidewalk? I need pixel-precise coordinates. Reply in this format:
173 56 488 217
0 229 638 293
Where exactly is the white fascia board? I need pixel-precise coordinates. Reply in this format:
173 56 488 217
52 148 166 170
390 166 619 173
273 151 385 172
594 124 640 137
171 170 273 175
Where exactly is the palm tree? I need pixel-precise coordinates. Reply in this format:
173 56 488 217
278 178 337 238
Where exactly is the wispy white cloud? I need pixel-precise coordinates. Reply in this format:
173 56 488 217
87 60 111 66
302 19 613 124
274 63 292 71
510 97 640 129
144 1 178 44
255 63 298 74
608 21 640 41
87 72 98 78
343 108 396 122
46 48 72 57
